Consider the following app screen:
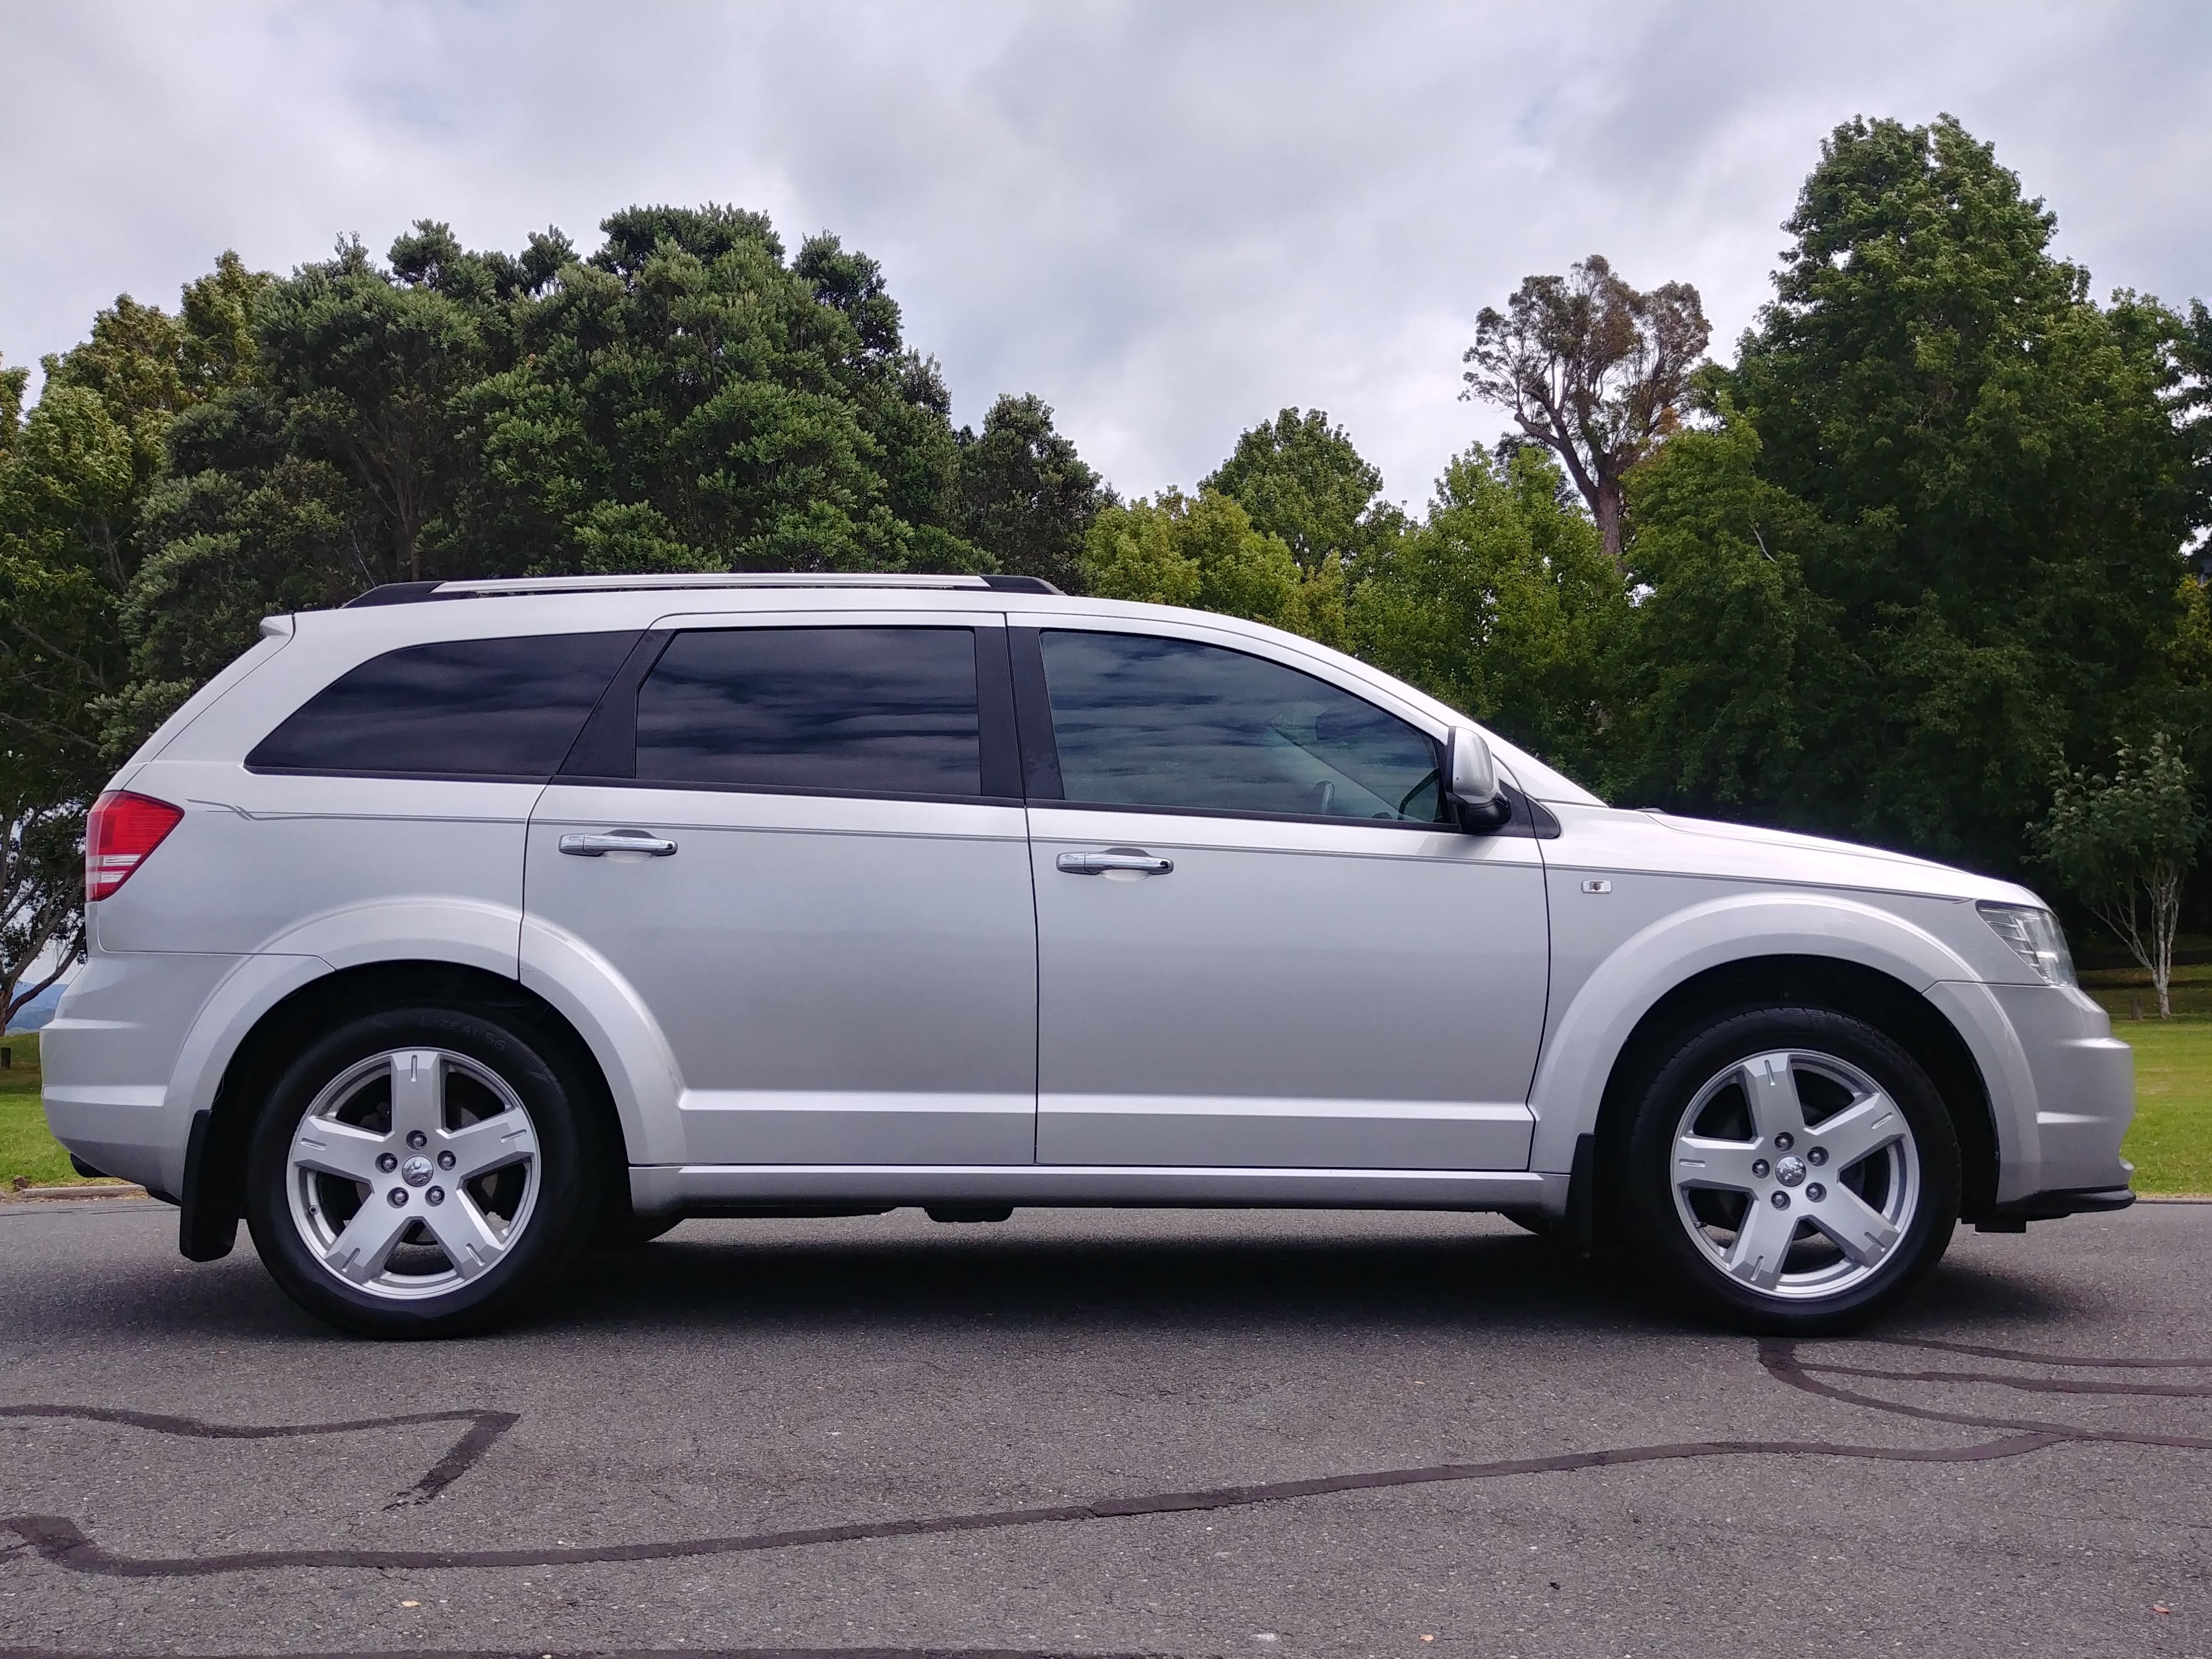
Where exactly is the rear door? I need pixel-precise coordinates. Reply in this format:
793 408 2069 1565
523 611 1037 1165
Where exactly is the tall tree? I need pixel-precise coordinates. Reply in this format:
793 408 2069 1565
956 393 1106 591
1082 488 1344 646
1711 114 2198 868
1461 254 1708 568
1202 408 1402 574
114 208 1107 741
1352 445 1624 780
0 256 267 793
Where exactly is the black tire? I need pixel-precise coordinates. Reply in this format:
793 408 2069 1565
1617 1004 1960 1334
244 1004 601 1338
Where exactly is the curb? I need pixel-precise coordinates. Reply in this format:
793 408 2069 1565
2 1183 149 1202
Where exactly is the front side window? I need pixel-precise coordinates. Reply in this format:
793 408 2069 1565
1038 630 1444 821
635 626 983 797
246 631 636 777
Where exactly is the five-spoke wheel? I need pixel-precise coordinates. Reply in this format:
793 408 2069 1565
286 1047 543 1297
1623 1006 1959 1332
1669 1048 1918 1300
246 1005 596 1337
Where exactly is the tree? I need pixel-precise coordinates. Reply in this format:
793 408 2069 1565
0 795 82 1028
956 393 1107 591
1461 254 1709 568
1708 114 2199 870
1608 410 1839 816
110 208 1106 744
0 256 267 796
1351 445 1624 779
1202 408 1403 574
2029 734 2206 1017
1082 488 1344 646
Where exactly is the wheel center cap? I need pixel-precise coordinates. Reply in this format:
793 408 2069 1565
400 1155 435 1188
1774 1154 1807 1188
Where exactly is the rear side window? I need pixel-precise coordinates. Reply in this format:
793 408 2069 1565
247 632 636 777
635 626 982 797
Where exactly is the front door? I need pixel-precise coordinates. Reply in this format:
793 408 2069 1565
524 613 1037 1165
1019 622 1549 1170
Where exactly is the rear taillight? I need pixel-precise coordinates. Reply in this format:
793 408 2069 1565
85 790 184 901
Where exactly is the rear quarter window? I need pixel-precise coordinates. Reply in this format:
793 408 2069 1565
246 631 638 778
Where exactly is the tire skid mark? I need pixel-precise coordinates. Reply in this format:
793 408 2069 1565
0 1432 2067 1578
1 1335 2205 1579
0 1404 520 1509
1864 1335 2212 1369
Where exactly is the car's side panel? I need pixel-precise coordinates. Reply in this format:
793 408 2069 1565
1028 805 1546 1169
93 760 539 964
526 785 1037 1166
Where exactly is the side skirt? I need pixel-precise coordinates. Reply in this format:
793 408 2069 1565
632 1163 1567 1219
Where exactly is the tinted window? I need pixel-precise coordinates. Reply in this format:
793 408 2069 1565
1040 630 1444 821
247 632 635 777
636 627 982 796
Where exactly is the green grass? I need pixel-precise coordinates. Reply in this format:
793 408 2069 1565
0 1033 84 1189
2102 1019 2212 1196
2083 965 2212 1195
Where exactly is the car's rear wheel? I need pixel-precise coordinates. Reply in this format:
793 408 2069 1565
1619 1006 1960 1333
245 1005 596 1337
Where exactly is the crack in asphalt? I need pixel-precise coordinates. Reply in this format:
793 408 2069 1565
0 1337 2203 1579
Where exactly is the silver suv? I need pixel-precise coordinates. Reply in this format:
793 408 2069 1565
43 574 2133 1336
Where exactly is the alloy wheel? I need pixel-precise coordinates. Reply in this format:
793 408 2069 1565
284 1047 542 1300
1668 1048 1920 1301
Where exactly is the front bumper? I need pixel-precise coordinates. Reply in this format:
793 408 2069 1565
1975 1183 2137 1231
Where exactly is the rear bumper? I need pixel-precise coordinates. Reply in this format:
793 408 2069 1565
41 950 250 1198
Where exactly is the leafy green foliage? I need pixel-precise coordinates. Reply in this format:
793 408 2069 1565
1202 408 1403 574
1351 446 1621 778
2030 734 2207 1016
955 393 1107 591
0 255 268 795
1686 115 2199 867
1082 488 1346 646
100 208 1101 748
1462 255 1708 565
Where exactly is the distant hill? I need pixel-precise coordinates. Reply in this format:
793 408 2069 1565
6 982 65 1034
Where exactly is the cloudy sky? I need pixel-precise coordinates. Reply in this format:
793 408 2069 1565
4 2 2207 507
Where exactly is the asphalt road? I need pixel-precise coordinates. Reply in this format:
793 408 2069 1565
1 1197 2207 1659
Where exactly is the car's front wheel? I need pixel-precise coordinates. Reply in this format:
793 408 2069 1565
245 1005 596 1337
1619 1006 1960 1333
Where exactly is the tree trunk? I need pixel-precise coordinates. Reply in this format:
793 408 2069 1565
1594 484 1626 573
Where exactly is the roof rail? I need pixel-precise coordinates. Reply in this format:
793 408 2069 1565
343 572 1062 606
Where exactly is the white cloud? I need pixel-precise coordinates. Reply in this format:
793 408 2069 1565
3 0 2205 506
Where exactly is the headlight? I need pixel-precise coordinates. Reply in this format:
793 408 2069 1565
1976 902 2076 987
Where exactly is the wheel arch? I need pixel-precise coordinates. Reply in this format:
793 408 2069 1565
1585 955 2000 1223
185 960 631 1260
1528 893 2016 1224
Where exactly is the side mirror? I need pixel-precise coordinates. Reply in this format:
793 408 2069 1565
1446 726 1512 831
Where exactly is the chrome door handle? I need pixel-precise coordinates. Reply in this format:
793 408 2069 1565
1055 849 1174 876
559 831 678 857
